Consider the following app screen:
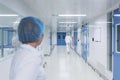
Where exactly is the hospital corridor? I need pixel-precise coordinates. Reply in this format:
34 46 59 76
0 46 104 80
0 0 120 80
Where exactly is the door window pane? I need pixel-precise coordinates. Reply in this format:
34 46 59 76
63 35 65 39
57 35 60 39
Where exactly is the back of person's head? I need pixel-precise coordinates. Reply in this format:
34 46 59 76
18 16 44 43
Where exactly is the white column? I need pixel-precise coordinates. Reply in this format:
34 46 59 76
52 16 57 45
77 25 82 55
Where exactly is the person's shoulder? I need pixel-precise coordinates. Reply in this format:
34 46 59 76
15 48 38 60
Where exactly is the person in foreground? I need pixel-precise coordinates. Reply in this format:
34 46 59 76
9 16 46 80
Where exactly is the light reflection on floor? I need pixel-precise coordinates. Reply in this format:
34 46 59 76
45 46 103 80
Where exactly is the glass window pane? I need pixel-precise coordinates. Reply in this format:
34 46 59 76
117 25 120 52
0 29 2 45
57 35 60 39
3 31 8 46
63 35 65 39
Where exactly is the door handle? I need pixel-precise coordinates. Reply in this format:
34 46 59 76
117 40 119 42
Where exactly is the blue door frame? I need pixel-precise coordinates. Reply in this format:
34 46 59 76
81 24 89 61
113 8 120 80
57 32 66 45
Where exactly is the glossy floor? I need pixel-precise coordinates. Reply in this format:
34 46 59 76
45 46 103 80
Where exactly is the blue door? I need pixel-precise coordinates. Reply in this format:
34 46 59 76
57 32 66 45
81 24 89 61
74 32 77 51
113 8 120 80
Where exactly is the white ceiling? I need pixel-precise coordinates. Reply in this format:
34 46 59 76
0 0 120 29
0 3 19 27
21 0 111 24
21 0 120 32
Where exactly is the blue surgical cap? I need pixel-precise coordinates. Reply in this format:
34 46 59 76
18 16 44 43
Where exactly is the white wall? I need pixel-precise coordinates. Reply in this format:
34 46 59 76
88 15 108 74
71 30 74 49
51 16 57 45
39 25 51 55
77 28 82 55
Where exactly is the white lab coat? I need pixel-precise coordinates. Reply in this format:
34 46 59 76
65 35 72 53
10 44 46 80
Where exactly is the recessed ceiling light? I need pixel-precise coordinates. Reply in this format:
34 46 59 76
0 14 19 17
59 22 77 23
58 14 86 17
13 21 20 24
96 22 112 24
